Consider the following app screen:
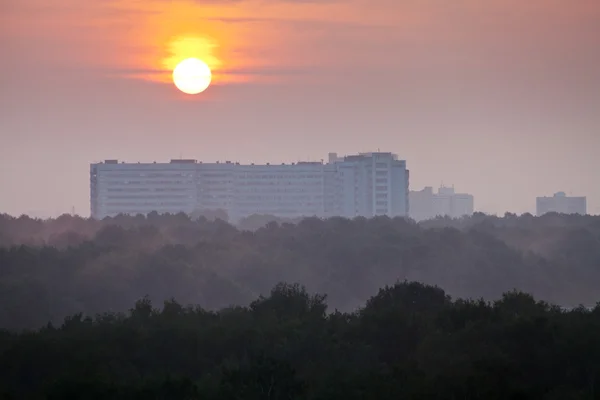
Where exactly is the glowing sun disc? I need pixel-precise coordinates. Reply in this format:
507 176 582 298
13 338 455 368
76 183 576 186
172 58 212 95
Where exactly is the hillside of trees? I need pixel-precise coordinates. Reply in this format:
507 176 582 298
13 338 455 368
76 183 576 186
1 212 599 331
2 281 600 399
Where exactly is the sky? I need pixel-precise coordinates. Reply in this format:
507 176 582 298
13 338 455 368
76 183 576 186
1 0 599 217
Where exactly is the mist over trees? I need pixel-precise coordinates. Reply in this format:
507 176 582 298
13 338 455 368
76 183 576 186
1 212 599 331
2 212 600 398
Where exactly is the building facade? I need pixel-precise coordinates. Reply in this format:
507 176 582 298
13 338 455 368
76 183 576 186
90 152 410 220
230 162 326 221
409 185 474 221
90 159 198 218
327 152 409 219
536 192 586 216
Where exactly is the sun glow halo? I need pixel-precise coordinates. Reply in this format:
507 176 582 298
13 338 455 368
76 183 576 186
172 58 212 95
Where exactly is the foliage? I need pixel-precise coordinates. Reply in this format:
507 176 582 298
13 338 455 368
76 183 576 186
1 212 600 397
1 282 600 398
1 212 600 330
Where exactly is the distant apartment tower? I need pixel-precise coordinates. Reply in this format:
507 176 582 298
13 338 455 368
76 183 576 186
409 185 474 221
536 192 586 216
90 151 410 220
328 152 409 218
409 187 435 222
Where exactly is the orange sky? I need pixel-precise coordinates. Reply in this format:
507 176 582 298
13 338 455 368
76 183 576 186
4 0 599 84
1 0 599 216
3 0 374 84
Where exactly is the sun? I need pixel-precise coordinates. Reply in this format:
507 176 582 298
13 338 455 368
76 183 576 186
172 58 212 95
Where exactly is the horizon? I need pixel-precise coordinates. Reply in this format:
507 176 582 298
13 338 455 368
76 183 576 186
5 151 599 219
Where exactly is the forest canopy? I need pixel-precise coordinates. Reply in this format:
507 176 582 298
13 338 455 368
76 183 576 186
1 212 600 398
0 212 599 331
2 281 600 399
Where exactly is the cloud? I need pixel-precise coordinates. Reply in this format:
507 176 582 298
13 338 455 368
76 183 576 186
201 15 391 30
108 64 315 79
184 0 342 3
201 16 272 23
121 0 339 4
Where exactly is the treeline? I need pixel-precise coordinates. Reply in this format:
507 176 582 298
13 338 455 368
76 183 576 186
1 282 600 399
0 211 303 247
0 212 600 330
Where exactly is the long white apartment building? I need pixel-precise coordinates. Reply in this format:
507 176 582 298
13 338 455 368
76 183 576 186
90 152 410 220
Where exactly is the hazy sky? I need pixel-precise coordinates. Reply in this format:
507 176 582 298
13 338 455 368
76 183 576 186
1 0 599 217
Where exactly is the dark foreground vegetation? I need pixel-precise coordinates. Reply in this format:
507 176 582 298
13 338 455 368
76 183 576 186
1 211 600 331
1 212 600 398
2 282 600 399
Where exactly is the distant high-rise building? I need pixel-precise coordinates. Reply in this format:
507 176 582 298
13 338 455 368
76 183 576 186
325 152 409 218
90 152 410 220
408 186 435 222
536 192 586 216
409 185 474 221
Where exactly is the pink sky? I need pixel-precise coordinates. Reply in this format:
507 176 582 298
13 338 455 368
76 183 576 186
1 0 599 217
